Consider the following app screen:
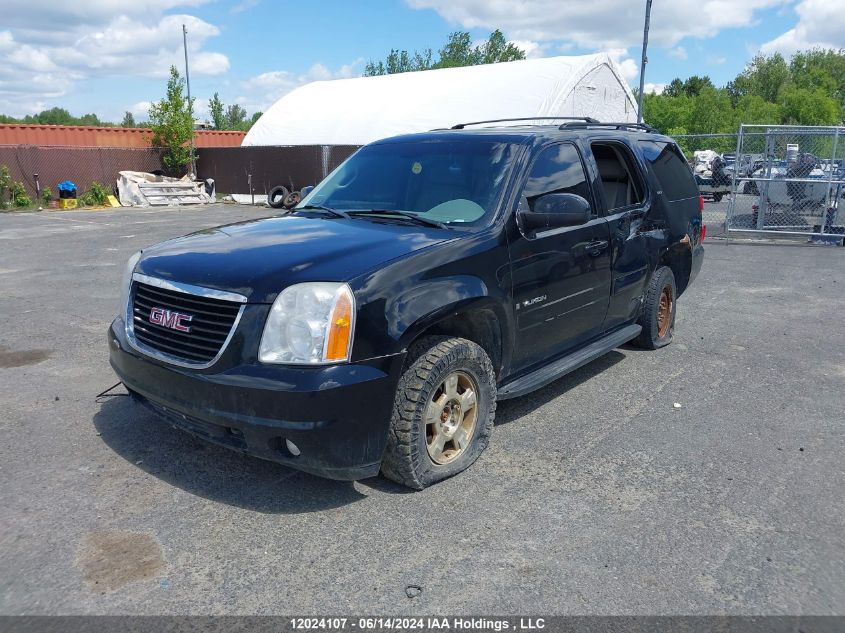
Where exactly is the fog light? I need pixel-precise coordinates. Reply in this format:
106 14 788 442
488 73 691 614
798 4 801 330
285 439 301 457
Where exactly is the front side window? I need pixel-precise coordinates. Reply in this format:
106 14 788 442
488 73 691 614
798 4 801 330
521 143 594 216
301 140 518 227
640 141 698 202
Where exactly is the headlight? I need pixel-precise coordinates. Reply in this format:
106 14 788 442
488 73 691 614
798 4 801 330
259 282 356 365
118 251 141 319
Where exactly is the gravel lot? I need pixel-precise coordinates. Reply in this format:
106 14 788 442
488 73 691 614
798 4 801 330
1 205 843 615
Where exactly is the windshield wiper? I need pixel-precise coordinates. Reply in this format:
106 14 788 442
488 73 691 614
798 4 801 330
348 209 447 229
293 205 350 219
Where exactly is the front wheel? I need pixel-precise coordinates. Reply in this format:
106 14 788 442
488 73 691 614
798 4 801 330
633 266 677 350
381 336 496 489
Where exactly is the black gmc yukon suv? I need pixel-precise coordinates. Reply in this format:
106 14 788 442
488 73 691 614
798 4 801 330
108 119 704 489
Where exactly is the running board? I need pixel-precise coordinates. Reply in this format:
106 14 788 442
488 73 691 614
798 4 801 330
497 324 642 400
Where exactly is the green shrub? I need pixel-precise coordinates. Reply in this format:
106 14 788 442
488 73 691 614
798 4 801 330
11 181 32 207
79 181 109 207
0 165 11 209
41 187 52 204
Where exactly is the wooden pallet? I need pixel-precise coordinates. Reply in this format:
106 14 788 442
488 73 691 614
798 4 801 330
138 181 207 206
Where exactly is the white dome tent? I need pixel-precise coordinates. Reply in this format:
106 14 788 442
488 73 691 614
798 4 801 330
243 53 638 147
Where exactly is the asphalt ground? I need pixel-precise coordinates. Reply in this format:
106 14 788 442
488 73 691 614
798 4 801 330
0 205 843 615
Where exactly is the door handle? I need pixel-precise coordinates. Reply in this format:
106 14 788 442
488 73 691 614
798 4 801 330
587 240 609 256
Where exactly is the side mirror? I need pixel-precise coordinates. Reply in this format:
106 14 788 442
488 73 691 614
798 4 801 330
518 193 592 234
300 185 315 198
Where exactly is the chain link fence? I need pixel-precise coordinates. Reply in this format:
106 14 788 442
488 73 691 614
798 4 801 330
0 145 164 204
673 133 739 238
726 125 845 240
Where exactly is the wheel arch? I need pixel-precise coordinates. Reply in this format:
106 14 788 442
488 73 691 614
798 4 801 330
399 299 508 380
659 241 693 295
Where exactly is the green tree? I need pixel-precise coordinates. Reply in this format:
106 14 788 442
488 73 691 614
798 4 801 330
224 104 248 130
778 86 841 125
209 92 225 130
476 29 525 65
148 66 196 175
120 111 136 127
729 53 789 103
364 29 525 76
642 92 693 134
27 107 74 125
249 111 263 128
663 76 714 98
734 95 781 124
789 49 845 109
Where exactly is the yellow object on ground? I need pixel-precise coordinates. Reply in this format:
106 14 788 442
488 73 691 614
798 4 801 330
106 195 120 208
58 198 78 209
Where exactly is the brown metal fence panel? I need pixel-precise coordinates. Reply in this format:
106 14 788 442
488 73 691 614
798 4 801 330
0 143 364 202
196 145 361 194
0 145 163 198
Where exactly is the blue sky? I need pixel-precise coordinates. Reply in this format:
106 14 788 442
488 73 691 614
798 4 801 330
0 0 842 122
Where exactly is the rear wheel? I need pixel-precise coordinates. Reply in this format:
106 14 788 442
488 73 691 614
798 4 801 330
381 336 496 489
633 266 677 349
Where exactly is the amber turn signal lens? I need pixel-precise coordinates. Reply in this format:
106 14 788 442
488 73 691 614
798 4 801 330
325 288 354 361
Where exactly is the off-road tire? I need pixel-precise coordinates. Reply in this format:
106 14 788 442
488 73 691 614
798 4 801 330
381 336 496 489
633 266 677 350
268 185 289 209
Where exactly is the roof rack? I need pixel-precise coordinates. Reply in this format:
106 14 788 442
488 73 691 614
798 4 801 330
558 121 657 132
450 116 599 130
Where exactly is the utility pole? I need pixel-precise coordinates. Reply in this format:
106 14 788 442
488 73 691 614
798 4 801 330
183 23 196 176
636 0 653 123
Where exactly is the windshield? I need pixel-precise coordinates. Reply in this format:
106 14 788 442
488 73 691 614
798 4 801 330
298 140 518 227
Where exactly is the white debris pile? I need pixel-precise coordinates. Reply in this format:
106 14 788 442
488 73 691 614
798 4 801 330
117 171 213 207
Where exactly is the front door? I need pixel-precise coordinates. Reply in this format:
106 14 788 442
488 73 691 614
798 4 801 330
507 142 612 371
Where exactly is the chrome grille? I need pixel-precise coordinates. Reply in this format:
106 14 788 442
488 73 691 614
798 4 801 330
129 277 244 366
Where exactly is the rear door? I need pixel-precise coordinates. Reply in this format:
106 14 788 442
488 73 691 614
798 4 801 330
507 142 612 371
588 140 652 331
638 140 705 287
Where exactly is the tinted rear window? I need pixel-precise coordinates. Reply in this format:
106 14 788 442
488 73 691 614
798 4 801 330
639 141 698 201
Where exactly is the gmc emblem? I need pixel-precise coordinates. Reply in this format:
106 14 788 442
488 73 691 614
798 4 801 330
149 307 193 332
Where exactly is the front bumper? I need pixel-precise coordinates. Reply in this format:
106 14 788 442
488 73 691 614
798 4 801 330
108 319 405 480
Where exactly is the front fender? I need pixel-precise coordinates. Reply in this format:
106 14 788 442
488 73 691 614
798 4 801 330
386 276 488 342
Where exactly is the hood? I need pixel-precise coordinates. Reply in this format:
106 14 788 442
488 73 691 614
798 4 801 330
135 215 453 302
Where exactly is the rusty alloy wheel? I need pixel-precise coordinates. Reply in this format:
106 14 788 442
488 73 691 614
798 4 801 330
424 371 478 465
657 286 674 338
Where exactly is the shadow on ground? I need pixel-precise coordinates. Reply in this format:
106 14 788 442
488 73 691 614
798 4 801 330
496 350 626 424
93 349 628 510
93 396 372 514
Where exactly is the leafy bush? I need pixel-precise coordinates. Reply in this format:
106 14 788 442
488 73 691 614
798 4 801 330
41 187 52 204
11 181 32 207
0 165 11 209
79 181 109 207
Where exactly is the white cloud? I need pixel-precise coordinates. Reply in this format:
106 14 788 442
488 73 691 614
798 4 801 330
237 59 365 113
129 101 152 117
0 0 212 29
669 46 688 60
405 0 787 49
230 0 260 14
607 49 639 82
761 0 845 55
644 82 666 95
508 40 547 59
0 3 228 117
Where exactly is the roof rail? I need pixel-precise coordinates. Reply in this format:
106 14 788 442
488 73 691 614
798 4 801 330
450 116 599 130
558 121 657 132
